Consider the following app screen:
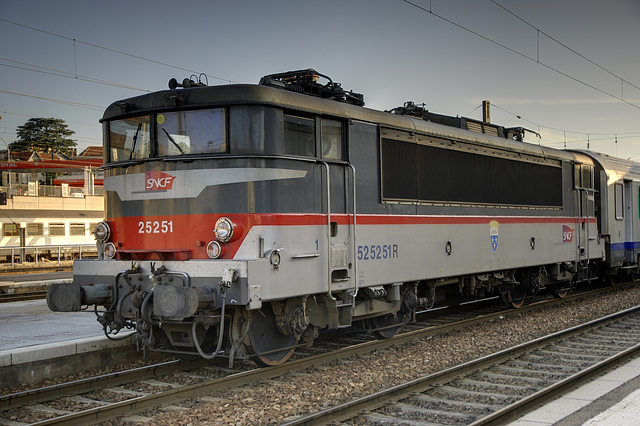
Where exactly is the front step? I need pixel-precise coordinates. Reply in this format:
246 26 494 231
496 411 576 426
320 293 353 329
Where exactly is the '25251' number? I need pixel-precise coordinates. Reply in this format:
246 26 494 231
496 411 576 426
138 220 173 234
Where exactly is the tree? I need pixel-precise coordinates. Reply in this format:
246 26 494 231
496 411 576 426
11 118 77 155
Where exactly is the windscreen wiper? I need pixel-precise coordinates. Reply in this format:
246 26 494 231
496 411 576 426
129 123 142 160
162 128 186 155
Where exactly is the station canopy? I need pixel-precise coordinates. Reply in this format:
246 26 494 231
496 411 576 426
0 148 102 172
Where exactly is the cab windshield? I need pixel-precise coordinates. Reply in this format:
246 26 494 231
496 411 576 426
108 108 226 162
109 116 151 161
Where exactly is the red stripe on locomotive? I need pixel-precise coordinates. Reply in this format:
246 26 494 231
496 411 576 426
106 213 589 260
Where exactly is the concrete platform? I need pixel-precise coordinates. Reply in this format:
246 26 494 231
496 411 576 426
0 270 72 294
0 277 138 388
0 333 137 388
0 298 106 351
0 276 110 351
509 356 640 425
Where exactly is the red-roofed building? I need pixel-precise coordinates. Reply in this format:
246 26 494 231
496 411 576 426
78 146 103 157
0 147 103 195
0 147 104 262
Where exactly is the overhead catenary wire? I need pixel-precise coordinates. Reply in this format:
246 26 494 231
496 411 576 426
0 110 102 129
0 18 237 85
491 0 640 97
2 9 640 154
0 16 237 144
0 89 104 111
402 0 640 112
490 103 640 138
0 59 152 93
467 102 640 153
468 102 640 147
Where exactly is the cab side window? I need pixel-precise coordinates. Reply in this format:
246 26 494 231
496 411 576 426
284 115 315 157
321 118 343 160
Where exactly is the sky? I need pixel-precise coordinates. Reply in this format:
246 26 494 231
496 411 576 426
1 0 639 160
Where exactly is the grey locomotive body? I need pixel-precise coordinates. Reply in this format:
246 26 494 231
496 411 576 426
47 70 636 365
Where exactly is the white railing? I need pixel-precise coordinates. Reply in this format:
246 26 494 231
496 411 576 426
0 244 98 266
0 184 104 198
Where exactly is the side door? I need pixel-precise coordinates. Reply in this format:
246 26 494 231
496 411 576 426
575 163 595 262
624 180 635 264
319 118 356 295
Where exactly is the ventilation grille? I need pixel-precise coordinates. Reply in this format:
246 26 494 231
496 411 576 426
467 121 499 136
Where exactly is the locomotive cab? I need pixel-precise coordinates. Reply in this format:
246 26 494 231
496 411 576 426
48 72 378 365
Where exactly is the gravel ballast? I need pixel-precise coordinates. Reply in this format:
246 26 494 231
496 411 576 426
116 286 640 425
3 286 640 425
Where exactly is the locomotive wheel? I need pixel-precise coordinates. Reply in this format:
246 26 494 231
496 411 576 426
241 304 298 366
367 313 407 339
503 288 527 309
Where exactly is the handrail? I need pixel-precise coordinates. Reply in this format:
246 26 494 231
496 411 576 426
349 164 358 298
323 162 359 300
321 162 332 296
0 184 104 198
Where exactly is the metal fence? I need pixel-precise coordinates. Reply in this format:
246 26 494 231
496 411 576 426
0 244 98 266
1 184 104 198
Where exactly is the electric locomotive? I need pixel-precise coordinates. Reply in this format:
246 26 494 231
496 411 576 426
48 69 617 366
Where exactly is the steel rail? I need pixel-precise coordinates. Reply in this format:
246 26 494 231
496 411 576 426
281 305 640 425
0 290 46 303
4 293 542 423
0 359 199 409
3 282 636 424
0 265 72 275
473 342 640 425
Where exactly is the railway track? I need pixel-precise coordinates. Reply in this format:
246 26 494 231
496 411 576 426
0 283 636 425
285 306 640 425
0 291 47 303
0 268 72 303
0 265 72 276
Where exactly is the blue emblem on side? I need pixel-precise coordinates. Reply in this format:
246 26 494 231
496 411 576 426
490 220 499 252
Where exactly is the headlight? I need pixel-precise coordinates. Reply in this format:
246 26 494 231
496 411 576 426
213 217 242 243
94 221 111 243
206 241 226 259
104 242 117 259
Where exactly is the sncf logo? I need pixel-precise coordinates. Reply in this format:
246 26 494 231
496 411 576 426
145 171 176 191
563 225 574 243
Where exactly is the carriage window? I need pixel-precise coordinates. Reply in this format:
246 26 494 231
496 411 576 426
284 115 315 157
109 116 151 162
615 183 624 220
3 223 19 237
26 223 43 236
321 118 343 160
49 223 66 236
70 223 86 236
157 109 226 156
